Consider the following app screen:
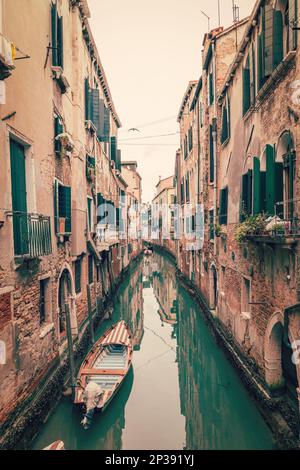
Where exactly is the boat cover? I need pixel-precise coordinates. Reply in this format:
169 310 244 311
102 320 131 347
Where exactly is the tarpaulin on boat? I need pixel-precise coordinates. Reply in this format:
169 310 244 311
102 320 131 346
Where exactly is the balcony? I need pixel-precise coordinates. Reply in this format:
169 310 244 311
0 36 16 80
96 225 119 252
12 212 52 258
245 217 300 246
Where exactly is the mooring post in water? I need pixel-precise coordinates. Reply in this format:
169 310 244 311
87 284 95 345
65 303 76 401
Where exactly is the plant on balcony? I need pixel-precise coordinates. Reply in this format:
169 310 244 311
235 214 267 244
86 156 96 184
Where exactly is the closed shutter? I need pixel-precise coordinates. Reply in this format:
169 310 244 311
257 34 264 90
275 162 284 217
251 43 256 104
264 4 274 77
227 95 230 139
51 3 58 66
84 78 90 121
266 144 275 215
219 187 228 225
253 157 261 214
243 66 251 115
247 169 253 215
10 140 28 255
273 10 283 69
209 72 214 105
221 105 228 144
110 136 117 163
289 0 298 51
209 125 214 182
209 209 214 239
54 180 58 234
100 106 110 142
87 198 92 231
91 88 100 131
57 16 64 70
288 151 295 218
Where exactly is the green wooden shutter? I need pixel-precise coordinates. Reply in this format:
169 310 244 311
87 198 92 231
209 72 214 105
288 151 295 218
209 125 214 182
289 0 298 51
51 3 58 66
251 43 256 103
10 140 28 255
257 34 263 90
57 16 64 70
221 105 228 144
54 180 58 234
209 209 214 239
247 169 253 215
110 136 117 163
243 67 251 115
273 10 283 69
91 88 100 131
264 4 274 77
253 157 261 214
266 144 275 215
227 96 230 139
275 162 284 218
84 78 90 121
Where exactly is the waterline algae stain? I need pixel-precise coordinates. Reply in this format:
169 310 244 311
32 253 274 450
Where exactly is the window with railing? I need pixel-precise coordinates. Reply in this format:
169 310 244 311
12 212 52 258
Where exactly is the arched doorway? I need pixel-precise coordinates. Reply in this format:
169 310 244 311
265 312 299 400
58 267 78 340
210 264 218 310
265 314 284 389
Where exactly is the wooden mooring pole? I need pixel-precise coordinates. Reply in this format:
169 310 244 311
65 303 76 402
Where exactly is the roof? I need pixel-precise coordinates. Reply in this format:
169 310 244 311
78 2 122 128
155 175 174 188
218 2 262 103
177 81 198 122
202 17 249 71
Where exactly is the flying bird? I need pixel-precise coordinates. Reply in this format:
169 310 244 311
128 128 140 132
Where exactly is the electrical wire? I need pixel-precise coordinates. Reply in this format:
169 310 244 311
118 115 177 132
119 131 179 142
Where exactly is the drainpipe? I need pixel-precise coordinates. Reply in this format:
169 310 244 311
212 40 218 257
196 95 201 288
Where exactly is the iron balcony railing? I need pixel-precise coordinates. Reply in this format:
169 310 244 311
12 212 52 258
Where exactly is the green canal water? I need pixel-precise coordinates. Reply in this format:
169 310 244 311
32 252 274 450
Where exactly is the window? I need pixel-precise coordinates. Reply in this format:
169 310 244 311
39 278 51 325
188 127 193 152
219 187 228 225
240 170 253 220
221 95 230 144
87 197 93 232
209 125 214 182
51 3 64 69
184 135 188 159
54 115 64 154
180 178 185 205
185 173 190 203
110 136 117 163
88 255 94 284
54 180 71 234
75 259 81 294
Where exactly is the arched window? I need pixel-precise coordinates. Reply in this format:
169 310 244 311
276 131 296 220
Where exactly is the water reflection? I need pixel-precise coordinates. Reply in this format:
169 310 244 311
32 252 274 450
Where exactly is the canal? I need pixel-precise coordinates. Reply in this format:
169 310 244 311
32 252 274 450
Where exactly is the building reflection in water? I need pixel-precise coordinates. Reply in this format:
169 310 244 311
150 253 178 331
118 261 144 351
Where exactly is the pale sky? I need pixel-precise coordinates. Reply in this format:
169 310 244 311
88 0 256 202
